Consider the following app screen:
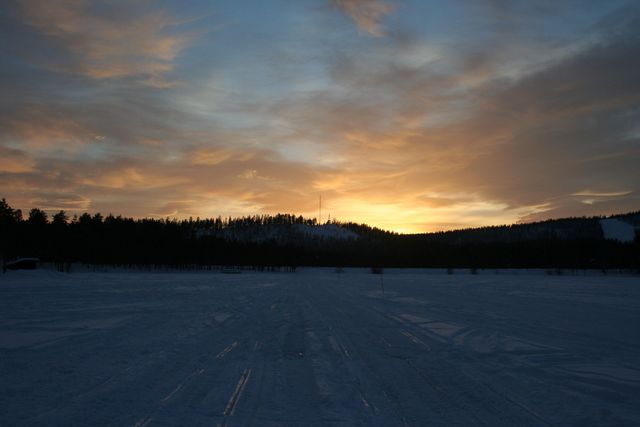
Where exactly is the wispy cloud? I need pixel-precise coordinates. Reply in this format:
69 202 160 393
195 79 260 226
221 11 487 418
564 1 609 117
572 190 632 197
16 0 191 85
0 146 33 173
331 0 394 36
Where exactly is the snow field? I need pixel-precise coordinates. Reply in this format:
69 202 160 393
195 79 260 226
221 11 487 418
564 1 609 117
1 270 639 426
600 218 637 242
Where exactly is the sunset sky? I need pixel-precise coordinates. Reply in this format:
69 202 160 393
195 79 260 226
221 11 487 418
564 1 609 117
1 0 639 232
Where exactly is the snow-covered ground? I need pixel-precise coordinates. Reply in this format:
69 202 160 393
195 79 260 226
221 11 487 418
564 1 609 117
1 270 639 426
600 218 637 242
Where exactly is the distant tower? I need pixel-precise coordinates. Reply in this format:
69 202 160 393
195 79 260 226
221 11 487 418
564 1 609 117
319 195 322 225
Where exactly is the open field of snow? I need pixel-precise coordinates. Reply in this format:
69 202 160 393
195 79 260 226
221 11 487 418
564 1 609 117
1 270 639 426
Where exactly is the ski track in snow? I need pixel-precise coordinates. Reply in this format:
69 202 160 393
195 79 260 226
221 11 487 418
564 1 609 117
1 270 639 426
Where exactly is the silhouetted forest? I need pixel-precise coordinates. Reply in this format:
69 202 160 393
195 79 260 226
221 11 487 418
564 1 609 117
1 198 638 270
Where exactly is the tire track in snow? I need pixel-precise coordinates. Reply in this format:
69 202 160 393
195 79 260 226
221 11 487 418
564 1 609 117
160 368 205 403
132 367 207 426
369 300 548 424
216 341 238 359
368 289 549 425
305 284 416 426
340 342 351 359
401 330 430 349
479 382 553 426
318 281 523 426
132 415 153 427
359 389 378 414
361 301 529 424
223 368 252 416
328 335 352 360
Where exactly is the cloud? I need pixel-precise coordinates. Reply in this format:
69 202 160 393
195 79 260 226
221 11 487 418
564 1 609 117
0 139 332 219
188 148 235 166
1 1 638 232
256 5 640 227
0 105 98 152
0 146 34 174
572 190 632 198
418 195 462 209
14 0 191 84
29 192 91 211
331 0 394 36
449 16 640 213
149 200 194 217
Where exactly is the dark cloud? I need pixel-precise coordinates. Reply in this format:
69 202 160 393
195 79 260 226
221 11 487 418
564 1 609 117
452 15 640 211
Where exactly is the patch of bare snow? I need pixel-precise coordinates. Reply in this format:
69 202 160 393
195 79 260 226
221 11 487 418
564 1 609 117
600 218 636 242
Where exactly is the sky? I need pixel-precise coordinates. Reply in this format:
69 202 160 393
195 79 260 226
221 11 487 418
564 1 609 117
1 0 639 233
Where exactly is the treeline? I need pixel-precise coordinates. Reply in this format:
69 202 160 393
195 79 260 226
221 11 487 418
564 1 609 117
416 217 605 244
1 198 638 270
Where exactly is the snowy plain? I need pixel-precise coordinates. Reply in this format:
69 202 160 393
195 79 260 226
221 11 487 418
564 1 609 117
1 269 639 426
